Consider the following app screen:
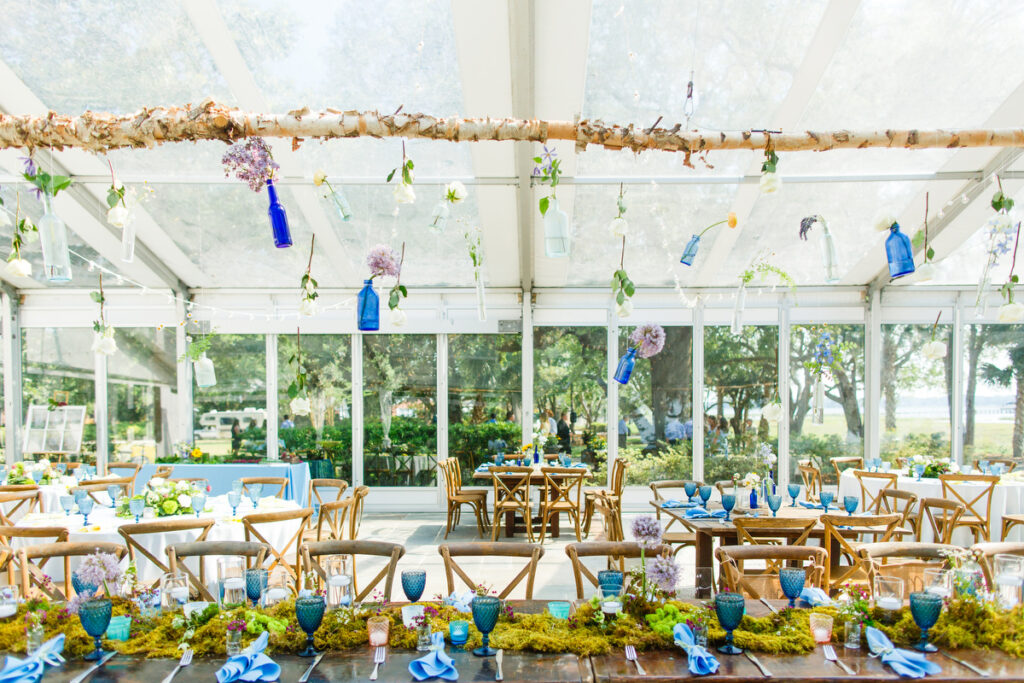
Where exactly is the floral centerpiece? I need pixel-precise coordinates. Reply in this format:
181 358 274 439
5 461 34 485
68 551 123 614
118 477 200 518
909 454 956 478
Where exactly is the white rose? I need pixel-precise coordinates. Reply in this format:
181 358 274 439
616 299 633 318
145 491 159 505
997 302 1024 323
759 171 781 194
445 181 467 204
290 396 311 416
175 480 190 492
299 298 318 317
390 307 407 327
149 477 165 488
393 181 416 204
915 262 935 282
609 216 628 237
922 340 947 361
761 402 783 422
106 204 131 228
176 494 191 509
313 170 327 186
874 212 899 232
6 258 31 278
91 328 118 356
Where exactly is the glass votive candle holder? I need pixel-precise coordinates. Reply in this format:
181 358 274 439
161 572 190 612
448 620 469 648
547 601 571 620
368 615 391 647
875 576 904 612
809 613 833 644
0 585 19 619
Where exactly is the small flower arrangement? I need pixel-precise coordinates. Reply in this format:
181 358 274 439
6 462 33 485
313 169 353 221
532 146 562 216
118 477 199 517
226 619 247 633
741 472 761 489
105 164 151 231
22 156 72 200
366 243 408 325
444 181 467 205
627 323 666 359
740 250 796 291
68 550 123 614
179 332 215 363
90 275 117 356
804 326 845 379
835 583 873 626
3 192 36 278
760 145 780 194
222 138 278 192
387 142 415 205
611 185 636 318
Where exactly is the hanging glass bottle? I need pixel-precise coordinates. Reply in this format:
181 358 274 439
821 226 838 283
679 235 700 266
194 353 217 389
329 189 353 222
357 279 380 331
428 201 450 233
614 347 638 385
265 178 292 248
884 222 914 279
812 375 825 425
543 198 570 258
38 193 72 282
730 284 746 334
120 222 136 263
474 266 487 321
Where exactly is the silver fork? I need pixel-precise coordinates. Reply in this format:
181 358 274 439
823 644 854 675
369 645 385 681
624 645 646 676
161 649 193 683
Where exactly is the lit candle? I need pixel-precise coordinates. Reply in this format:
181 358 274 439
876 596 901 611
223 577 245 590
601 599 621 615
266 587 290 601
811 627 831 643
328 575 351 586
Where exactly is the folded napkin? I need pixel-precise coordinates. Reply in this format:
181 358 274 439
570 463 587 468
866 627 941 678
799 501 826 510
673 623 719 675
0 634 64 683
215 631 281 683
661 500 699 509
475 464 492 472
409 632 458 681
798 587 832 607
684 507 727 519
443 590 476 613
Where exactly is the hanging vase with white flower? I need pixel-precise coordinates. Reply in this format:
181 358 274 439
90 274 117 357
804 326 843 426
996 216 1024 323
180 331 216 389
299 236 319 317
287 328 311 418
977 181 1017 316
465 225 487 321
387 142 415 208
4 192 35 279
429 181 467 234
105 160 151 263
922 312 947 364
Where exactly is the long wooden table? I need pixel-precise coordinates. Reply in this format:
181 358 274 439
472 465 592 539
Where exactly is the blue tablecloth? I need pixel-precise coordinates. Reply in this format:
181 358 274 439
138 462 311 506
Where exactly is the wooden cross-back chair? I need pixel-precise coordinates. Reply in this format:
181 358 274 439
118 518 214 589
241 477 289 499
830 456 864 483
106 462 142 494
917 497 965 544
440 459 487 539
302 540 405 602
152 465 174 479
853 471 899 513
939 474 999 542
489 466 534 542
716 545 828 600
439 542 544 599
0 484 39 494
310 478 349 507
976 458 1018 473
858 541 959 595
538 467 585 543
879 489 919 539
18 541 127 601
798 462 823 503
0 525 69 588
732 517 818 559
822 513 901 590
310 497 354 542
564 541 669 599
583 458 627 537
649 480 703 531
0 490 43 525
242 507 313 584
591 492 625 542
167 540 269 602
971 542 1024 588
713 481 734 498
72 478 134 505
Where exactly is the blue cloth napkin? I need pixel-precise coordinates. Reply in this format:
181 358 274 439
799 501 826 510
443 590 476 613
409 632 458 681
570 463 587 468
673 623 719 675
0 634 64 683
475 464 492 472
216 631 281 683
684 507 727 519
798 587 833 607
866 627 941 678
661 500 699 509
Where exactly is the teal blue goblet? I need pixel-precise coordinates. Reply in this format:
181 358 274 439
472 596 502 656
295 595 326 657
843 496 858 516
79 598 112 660
819 491 834 513
788 484 800 506
767 495 782 517
714 593 745 654
401 570 426 602
779 568 806 608
698 485 713 506
909 592 942 653
721 494 736 522
683 482 697 503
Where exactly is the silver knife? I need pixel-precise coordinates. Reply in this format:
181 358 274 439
759 597 778 615
496 648 504 681
939 650 990 677
70 651 117 683
298 652 325 682
744 650 772 678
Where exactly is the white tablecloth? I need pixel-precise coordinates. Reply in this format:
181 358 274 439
12 494 302 582
838 469 1024 545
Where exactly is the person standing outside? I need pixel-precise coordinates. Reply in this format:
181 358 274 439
557 411 572 453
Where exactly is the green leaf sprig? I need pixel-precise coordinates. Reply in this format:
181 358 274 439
386 141 414 185
90 274 107 334
287 328 307 399
533 146 562 216
388 242 408 311
6 193 36 263
740 251 796 291
179 331 215 363
761 147 778 175
22 156 71 198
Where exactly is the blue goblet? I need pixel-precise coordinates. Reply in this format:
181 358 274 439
129 497 144 523
106 485 120 508
55 463 67 474
779 568 806 609
909 591 942 652
227 491 241 516
78 497 94 525
714 593 745 654
721 494 736 522
471 595 501 657
29 470 42 484
597 570 624 595
767 495 782 517
843 496 858 516
231 479 244 495
79 598 112 661
295 595 326 657
684 482 697 504
914 464 925 481
248 483 263 509
73 490 88 506
191 492 207 517
401 570 426 603
72 572 98 599
698 486 713 506
85 465 96 479
60 495 75 517
245 568 267 608
979 459 990 474
788 484 800 507
819 491 834 513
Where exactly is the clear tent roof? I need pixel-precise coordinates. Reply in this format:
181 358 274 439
0 0 1021 292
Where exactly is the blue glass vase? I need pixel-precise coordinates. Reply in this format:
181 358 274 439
79 598 112 661
680 234 700 266
614 347 638 385
885 223 914 279
749 488 758 510
357 279 380 331
266 178 292 248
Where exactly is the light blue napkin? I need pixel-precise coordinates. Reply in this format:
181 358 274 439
215 631 281 683
798 587 833 607
799 501 826 510
570 463 587 468
0 634 64 683
443 590 476 613
866 627 941 678
684 507 727 519
475 464 492 472
661 500 699 509
673 623 719 675
409 632 458 681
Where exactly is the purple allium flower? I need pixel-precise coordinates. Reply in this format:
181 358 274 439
631 515 662 549
20 156 37 177
66 593 87 615
629 323 666 358
222 138 279 192
366 244 401 279
647 554 680 593
75 550 122 593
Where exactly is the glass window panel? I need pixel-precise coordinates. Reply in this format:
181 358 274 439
448 334 522 478
880 324 953 461
961 323 1024 465
703 325 778 485
108 327 177 463
363 335 437 487
192 335 266 457
789 325 865 486
618 326 693 485
277 334 352 482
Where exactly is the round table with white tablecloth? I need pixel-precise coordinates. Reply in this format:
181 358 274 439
838 468 1024 545
11 494 303 583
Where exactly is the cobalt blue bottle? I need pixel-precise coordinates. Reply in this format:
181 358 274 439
614 347 637 384
266 178 292 248
357 280 379 331
885 222 914 279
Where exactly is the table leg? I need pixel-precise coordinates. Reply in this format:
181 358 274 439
695 530 713 598
505 510 515 538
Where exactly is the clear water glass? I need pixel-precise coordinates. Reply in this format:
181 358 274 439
161 571 189 611
994 554 1024 609
60 495 75 516
326 555 353 608
129 497 145 523
265 567 292 606
219 557 246 608
875 576 904 611
231 479 244 495
227 491 241 516
923 568 951 599
248 483 263 508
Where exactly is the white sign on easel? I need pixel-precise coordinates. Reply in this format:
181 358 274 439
22 405 86 455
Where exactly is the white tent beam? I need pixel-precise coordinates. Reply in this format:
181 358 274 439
508 0 536 291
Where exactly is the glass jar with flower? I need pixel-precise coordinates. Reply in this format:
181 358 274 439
630 515 665 601
835 583 871 650
226 619 246 655
222 138 289 248
686 608 711 649
24 608 45 655
942 548 986 597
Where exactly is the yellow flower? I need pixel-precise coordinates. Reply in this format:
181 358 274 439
313 170 327 186
521 443 532 452
727 212 738 228
190 448 202 459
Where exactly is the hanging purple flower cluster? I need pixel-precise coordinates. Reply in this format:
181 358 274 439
629 323 666 358
366 244 402 279
222 138 279 192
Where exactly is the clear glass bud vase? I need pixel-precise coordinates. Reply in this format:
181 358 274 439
38 193 72 282
730 284 746 334
474 266 487 321
543 198 570 258
120 221 136 263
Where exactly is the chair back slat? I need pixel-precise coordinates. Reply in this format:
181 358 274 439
830 457 864 483
879 489 919 537
940 474 998 541
918 497 965 544
302 539 405 602
107 462 142 494
822 513 901 590
733 517 818 566
242 508 313 583
858 541 959 594
310 479 349 507
241 477 289 499
853 471 899 513
592 492 623 542
0 490 43 525
0 525 69 590
439 542 544 599
650 480 703 530
349 486 369 539
716 544 828 599
316 498 354 541
167 541 269 602
798 462 823 503
609 458 628 496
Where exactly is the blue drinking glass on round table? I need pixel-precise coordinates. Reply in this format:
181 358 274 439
979 459 990 474
55 462 66 474
767 495 782 517
295 595 326 657
683 482 697 504
788 483 800 507
78 497 94 525
778 568 806 609
819 491 834 513
106 485 120 508
909 591 942 652
228 491 241 516
721 494 736 522
79 598 112 660
714 593 745 654
191 492 207 517
843 496 858 516
248 483 263 509
60 495 75 517
401 570 426 602
914 464 925 481
231 479 244 495
129 497 144 523
245 568 268 608
471 595 501 656
698 485 713 507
